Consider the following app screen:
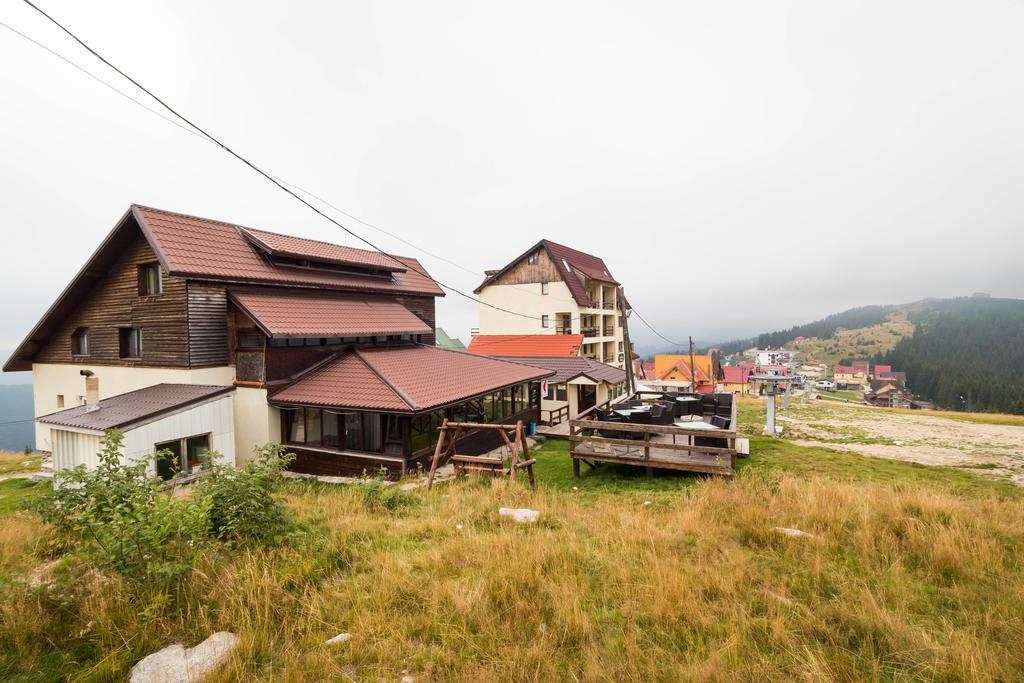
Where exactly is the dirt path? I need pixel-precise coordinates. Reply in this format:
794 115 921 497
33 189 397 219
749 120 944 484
780 401 1024 485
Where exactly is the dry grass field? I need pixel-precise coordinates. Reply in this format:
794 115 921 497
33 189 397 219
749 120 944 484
1 403 1023 681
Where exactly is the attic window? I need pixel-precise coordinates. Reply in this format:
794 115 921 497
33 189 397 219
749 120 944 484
138 263 163 296
71 327 89 356
527 252 539 265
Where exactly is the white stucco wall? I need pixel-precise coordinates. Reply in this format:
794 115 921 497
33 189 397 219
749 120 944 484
49 393 236 476
232 386 280 465
31 363 234 452
477 281 579 335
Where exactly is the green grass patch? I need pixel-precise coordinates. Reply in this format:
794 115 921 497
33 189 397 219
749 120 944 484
0 478 49 513
0 453 41 476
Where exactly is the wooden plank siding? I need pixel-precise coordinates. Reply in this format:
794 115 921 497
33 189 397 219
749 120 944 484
186 283 229 367
488 248 562 287
34 235 191 368
395 294 437 345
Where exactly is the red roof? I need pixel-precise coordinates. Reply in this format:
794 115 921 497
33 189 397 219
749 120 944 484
134 206 443 296
270 345 553 412
497 356 627 385
241 227 406 273
229 289 430 338
722 366 751 384
475 239 619 307
467 334 584 357
851 362 870 375
874 364 892 375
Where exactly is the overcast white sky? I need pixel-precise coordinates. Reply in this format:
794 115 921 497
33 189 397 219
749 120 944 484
2 1 1023 366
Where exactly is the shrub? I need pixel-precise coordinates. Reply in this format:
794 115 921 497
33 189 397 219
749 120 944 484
196 443 296 545
358 468 417 514
33 430 207 588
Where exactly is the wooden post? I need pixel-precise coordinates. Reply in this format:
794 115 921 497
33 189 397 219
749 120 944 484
644 429 652 479
426 418 449 489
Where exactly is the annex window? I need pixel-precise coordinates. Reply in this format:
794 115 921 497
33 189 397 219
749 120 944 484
237 331 263 350
119 327 142 358
527 251 539 265
71 327 89 356
541 314 549 328
56 394 65 409
155 434 211 480
282 408 387 454
541 281 550 295
138 263 163 296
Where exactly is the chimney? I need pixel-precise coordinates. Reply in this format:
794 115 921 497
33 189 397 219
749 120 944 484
81 370 100 411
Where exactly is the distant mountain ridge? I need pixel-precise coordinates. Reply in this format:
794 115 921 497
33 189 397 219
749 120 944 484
712 296 1024 414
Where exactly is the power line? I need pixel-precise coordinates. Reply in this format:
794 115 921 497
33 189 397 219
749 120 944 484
19 0 545 323
13 2 685 346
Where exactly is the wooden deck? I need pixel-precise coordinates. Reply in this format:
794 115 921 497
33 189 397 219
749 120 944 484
568 391 740 478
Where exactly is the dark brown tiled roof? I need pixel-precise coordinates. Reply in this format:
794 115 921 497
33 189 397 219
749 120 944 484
474 239 619 307
134 205 443 296
230 289 430 338
37 384 234 432
269 345 553 412
496 356 626 385
467 334 584 357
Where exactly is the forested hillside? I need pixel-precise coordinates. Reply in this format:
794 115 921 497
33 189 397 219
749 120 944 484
713 305 893 355
881 297 1024 414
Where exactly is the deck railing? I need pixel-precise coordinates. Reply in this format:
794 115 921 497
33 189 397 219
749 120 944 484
568 390 739 478
541 404 570 426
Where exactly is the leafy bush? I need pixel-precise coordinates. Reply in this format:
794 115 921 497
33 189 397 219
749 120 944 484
33 430 208 588
33 431 297 588
196 443 295 545
358 468 417 514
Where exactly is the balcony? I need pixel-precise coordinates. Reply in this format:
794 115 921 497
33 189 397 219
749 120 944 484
581 326 599 338
602 300 616 310
602 325 614 336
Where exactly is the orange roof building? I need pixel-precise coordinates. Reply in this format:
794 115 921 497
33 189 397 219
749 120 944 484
467 334 584 357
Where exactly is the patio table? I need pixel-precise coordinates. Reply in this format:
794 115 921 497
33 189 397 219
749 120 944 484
673 421 722 430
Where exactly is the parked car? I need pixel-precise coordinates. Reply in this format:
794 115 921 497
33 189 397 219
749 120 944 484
815 379 836 392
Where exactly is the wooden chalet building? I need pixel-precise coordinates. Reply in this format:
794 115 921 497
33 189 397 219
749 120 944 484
4 205 552 478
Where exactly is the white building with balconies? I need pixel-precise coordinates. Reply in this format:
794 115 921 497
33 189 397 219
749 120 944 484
473 240 628 368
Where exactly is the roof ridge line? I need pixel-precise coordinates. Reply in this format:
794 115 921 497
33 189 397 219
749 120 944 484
353 348 420 411
133 203 423 264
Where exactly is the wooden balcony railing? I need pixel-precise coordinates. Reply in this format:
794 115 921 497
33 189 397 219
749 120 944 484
541 404 570 426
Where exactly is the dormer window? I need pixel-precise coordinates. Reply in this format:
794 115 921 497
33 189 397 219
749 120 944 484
527 251 539 265
71 327 89 356
138 263 163 296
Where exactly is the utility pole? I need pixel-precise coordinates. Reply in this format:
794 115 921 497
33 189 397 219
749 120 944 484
618 288 635 395
689 336 697 393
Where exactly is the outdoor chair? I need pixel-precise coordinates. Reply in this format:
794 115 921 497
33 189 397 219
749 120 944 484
628 410 652 439
715 393 733 418
597 416 626 439
711 415 730 430
700 394 716 415
651 405 675 426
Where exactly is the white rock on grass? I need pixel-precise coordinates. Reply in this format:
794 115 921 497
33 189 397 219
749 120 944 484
129 631 238 683
775 527 816 539
498 507 540 524
325 632 352 645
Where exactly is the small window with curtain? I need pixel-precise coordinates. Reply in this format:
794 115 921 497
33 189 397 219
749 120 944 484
527 251 539 265
71 327 89 356
119 327 142 358
138 263 163 296
541 314 549 328
541 281 550 295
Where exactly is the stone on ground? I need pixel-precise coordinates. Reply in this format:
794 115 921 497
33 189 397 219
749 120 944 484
775 527 815 539
129 631 238 683
499 507 540 523
325 632 352 645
